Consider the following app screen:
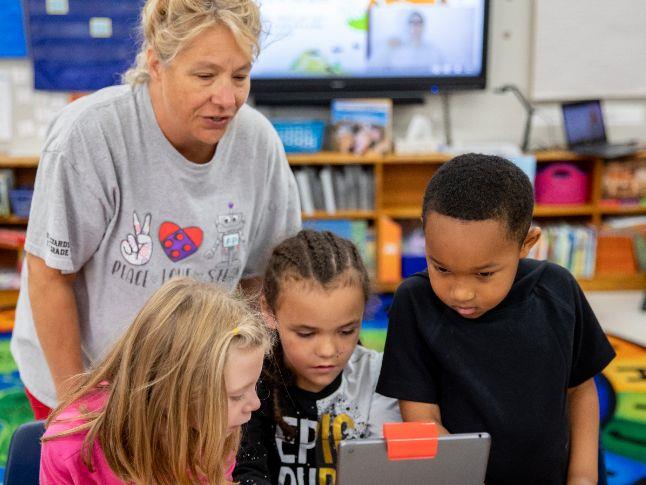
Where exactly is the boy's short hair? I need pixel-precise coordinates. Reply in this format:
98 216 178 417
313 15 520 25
422 153 534 244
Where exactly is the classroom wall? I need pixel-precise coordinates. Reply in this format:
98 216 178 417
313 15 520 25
256 0 646 152
1 0 645 157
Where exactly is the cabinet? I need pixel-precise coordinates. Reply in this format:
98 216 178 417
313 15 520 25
288 150 646 293
0 151 643 306
0 156 37 307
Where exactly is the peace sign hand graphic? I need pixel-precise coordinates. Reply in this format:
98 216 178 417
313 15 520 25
120 212 153 266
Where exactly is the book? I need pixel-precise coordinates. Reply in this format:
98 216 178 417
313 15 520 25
0 169 15 216
294 169 315 215
330 98 392 155
319 166 336 214
377 216 402 284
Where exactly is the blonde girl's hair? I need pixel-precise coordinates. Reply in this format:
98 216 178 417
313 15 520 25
44 278 272 485
123 0 262 85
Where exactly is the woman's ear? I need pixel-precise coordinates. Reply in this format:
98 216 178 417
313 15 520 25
259 296 278 330
147 47 161 81
520 226 542 258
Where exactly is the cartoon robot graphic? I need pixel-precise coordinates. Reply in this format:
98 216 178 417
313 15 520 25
205 205 245 266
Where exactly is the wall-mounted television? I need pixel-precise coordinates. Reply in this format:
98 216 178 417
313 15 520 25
251 0 490 104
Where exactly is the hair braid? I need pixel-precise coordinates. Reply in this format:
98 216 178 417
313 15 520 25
260 230 371 440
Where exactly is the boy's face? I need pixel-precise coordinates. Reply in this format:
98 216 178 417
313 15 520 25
423 211 539 319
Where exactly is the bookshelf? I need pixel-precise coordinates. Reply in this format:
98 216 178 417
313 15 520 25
287 150 646 293
0 156 37 306
0 151 643 302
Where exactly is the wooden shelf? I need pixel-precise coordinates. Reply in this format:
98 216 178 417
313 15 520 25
0 156 39 168
0 216 29 225
534 204 595 217
376 273 646 294
577 273 646 291
380 207 421 219
382 205 598 219
302 210 376 220
288 152 382 165
598 204 646 215
0 289 19 309
1 151 642 292
383 154 450 165
534 150 592 162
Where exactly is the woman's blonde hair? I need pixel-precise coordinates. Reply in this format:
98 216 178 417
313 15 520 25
44 278 272 485
124 0 262 85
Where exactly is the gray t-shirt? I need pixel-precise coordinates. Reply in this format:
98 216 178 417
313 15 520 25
11 84 301 407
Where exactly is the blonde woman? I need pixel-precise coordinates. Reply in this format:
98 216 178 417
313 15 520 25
40 277 272 484
12 0 301 418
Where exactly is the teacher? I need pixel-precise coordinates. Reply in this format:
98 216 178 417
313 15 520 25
11 0 301 417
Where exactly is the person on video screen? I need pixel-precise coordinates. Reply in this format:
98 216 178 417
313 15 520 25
373 11 446 72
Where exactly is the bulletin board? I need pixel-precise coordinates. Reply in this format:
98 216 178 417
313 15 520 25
0 0 28 58
24 0 140 91
530 0 646 101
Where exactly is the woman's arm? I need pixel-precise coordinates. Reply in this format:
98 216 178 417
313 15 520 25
28 253 83 401
567 378 599 485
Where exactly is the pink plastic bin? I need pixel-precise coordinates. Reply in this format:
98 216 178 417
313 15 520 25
535 163 589 205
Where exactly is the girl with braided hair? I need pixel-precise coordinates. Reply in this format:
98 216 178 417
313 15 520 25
234 230 401 485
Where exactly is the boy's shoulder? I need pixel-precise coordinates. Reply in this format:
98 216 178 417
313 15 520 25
521 258 582 309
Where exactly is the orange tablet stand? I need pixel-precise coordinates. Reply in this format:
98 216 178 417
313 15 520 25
383 422 439 461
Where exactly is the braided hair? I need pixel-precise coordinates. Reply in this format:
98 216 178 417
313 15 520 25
262 229 370 440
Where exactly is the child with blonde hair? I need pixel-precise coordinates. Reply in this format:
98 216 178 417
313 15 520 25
234 230 400 484
40 278 272 485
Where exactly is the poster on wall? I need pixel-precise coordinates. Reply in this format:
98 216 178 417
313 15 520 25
0 0 28 58
24 0 140 90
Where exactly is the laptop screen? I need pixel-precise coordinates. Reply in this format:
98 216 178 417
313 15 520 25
562 100 607 147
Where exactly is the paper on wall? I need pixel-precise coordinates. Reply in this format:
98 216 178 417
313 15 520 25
0 71 12 141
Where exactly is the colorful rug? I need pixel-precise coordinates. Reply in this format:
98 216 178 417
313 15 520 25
0 329 643 483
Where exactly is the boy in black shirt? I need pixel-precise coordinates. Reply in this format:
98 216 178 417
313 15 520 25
377 153 615 485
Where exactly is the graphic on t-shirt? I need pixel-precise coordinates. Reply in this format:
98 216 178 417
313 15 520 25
120 212 153 266
276 398 366 484
204 205 245 266
158 221 204 262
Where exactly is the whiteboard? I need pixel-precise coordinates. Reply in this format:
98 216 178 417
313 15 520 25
530 0 646 101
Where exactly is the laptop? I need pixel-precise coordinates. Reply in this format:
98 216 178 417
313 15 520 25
561 100 638 159
336 432 491 485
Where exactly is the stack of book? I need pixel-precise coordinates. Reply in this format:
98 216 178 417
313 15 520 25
529 224 597 279
293 165 374 215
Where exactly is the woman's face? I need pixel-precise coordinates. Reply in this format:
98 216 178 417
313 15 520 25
148 24 252 162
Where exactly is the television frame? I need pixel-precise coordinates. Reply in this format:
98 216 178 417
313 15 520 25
250 0 491 105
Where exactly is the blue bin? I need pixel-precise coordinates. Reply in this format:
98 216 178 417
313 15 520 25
272 119 325 153
402 255 427 278
9 188 34 218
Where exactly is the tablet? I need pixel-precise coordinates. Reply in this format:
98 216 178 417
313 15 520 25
337 432 491 485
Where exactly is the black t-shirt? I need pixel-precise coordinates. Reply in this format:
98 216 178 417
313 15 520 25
376 259 615 485
234 376 342 485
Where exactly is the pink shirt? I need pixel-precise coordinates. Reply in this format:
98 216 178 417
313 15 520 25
40 390 235 484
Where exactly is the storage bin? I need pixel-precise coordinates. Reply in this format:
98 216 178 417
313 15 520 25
535 163 589 204
9 188 34 218
271 119 325 153
402 255 427 278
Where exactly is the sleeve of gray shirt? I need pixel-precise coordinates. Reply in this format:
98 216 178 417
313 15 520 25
242 128 302 279
25 123 115 274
